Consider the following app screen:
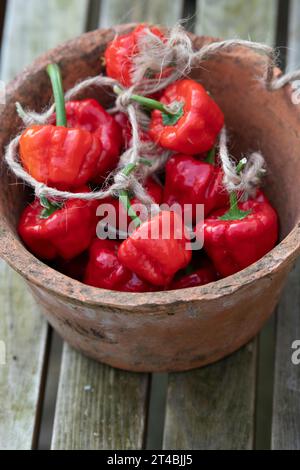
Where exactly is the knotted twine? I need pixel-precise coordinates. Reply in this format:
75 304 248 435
4 24 298 204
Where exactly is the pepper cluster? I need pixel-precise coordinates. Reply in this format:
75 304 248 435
17 24 279 292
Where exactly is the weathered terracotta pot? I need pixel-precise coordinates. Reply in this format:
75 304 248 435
1 25 300 372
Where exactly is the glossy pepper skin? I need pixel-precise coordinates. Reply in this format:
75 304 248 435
18 187 97 261
200 191 279 278
19 125 102 190
51 100 123 183
105 24 166 88
164 154 229 220
118 211 192 287
170 258 218 290
84 239 154 292
149 79 224 155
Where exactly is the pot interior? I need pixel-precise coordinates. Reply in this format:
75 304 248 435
1 30 300 260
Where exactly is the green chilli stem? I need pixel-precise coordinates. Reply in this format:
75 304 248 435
119 163 142 228
219 158 251 221
205 147 216 165
113 85 175 116
47 64 67 127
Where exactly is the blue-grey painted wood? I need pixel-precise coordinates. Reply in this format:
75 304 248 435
99 0 184 27
0 0 90 450
272 262 300 449
195 0 278 45
271 0 300 450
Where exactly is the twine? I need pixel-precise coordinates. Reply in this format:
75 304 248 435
133 24 277 93
218 127 266 195
4 24 298 204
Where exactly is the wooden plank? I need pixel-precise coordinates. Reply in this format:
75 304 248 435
0 0 90 450
286 0 300 71
0 0 6 47
0 261 49 450
51 345 149 450
99 0 184 28
271 0 300 450
195 0 278 45
163 343 257 449
271 262 300 450
0 0 89 81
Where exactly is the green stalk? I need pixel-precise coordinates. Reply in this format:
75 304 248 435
113 85 184 126
46 63 67 127
119 163 142 228
114 85 168 113
39 64 67 219
205 147 216 165
219 158 251 221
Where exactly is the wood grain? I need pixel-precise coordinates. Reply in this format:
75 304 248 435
0 261 48 450
0 0 90 82
99 0 184 27
0 0 91 450
51 344 149 450
271 2 300 449
163 343 257 449
272 262 300 449
195 0 278 45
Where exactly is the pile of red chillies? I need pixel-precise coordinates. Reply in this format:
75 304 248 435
17 24 279 293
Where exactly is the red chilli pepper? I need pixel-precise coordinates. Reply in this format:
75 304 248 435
164 153 229 220
20 125 102 190
199 190 279 278
105 24 167 88
51 99 123 183
149 79 224 154
18 187 97 261
170 258 218 290
118 210 192 287
84 239 154 292
19 65 102 190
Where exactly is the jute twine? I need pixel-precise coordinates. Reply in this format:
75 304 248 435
4 24 298 204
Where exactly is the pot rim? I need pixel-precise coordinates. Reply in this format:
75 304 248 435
1 26 300 311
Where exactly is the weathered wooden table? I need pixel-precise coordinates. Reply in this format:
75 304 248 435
0 0 299 451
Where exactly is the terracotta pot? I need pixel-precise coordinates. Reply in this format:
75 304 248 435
1 25 300 372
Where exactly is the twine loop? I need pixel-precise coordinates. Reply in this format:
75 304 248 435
219 127 266 196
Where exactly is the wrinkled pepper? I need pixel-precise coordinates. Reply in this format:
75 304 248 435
84 239 154 292
164 153 229 220
199 190 279 278
50 99 122 183
18 187 97 261
118 210 192 286
149 79 224 154
19 64 102 190
170 257 218 290
105 24 167 88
